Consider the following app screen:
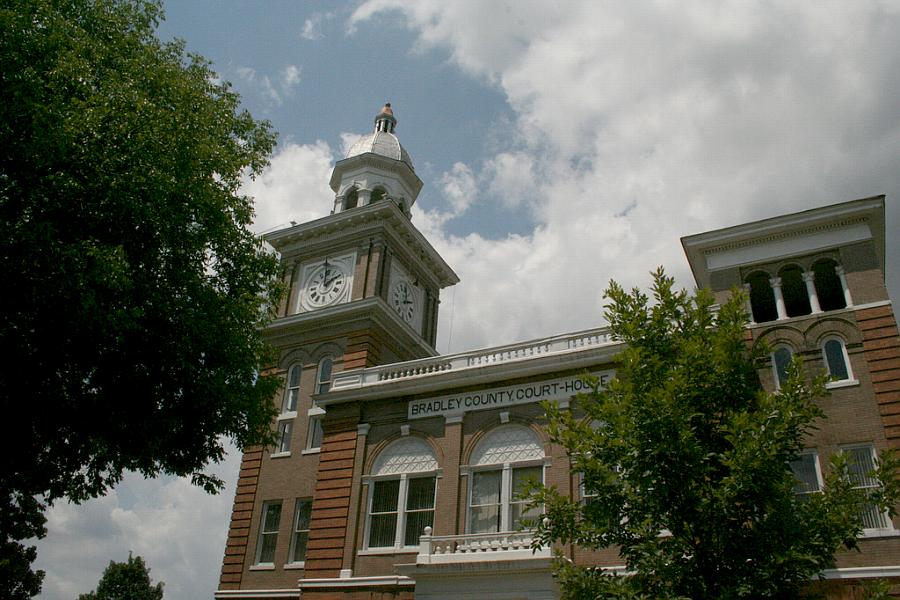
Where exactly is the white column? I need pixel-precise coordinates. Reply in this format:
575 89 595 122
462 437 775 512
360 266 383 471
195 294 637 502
742 283 755 324
835 266 853 307
358 188 372 206
770 277 787 320
802 271 822 313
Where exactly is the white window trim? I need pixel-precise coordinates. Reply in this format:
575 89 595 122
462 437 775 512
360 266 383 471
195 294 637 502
315 356 334 395
466 459 546 534
791 449 823 497
842 444 895 534
287 498 312 567
771 345 793 391
272 420 293 457
282 364 302 413
254 500 282 566
821 336 859 388
303 406 326 454
362 472 438 551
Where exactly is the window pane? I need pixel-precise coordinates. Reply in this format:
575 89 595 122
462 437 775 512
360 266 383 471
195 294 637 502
774 347 792 387
290 498 312 563
263 503 282 532
317 358 333 394
307 417 323 450
371 479 400 512
278 421 292 453
406 477 436 511
511 501 543 530
295 499 312 531
469 504 500 534
369 513 398 547
404 509 434 546
824 340 849 381
289 365 301 387
259 533 278 563
512 466 543 499
471 470 501 505
847 446 877 488
789 453 820 494
290 531 308 562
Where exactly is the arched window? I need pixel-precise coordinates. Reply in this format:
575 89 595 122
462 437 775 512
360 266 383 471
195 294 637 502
822 336 854 385
316 357 333 395
468 425 544 534
366 437 438 549
812 259 846 311
778 265 811 317
370 187 386 204
771 345 793 390
344 187 359 210
746 271 777 323
283 364 301 413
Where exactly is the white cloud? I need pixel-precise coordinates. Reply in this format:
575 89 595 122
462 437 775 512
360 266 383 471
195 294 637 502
440 162 477 217
234 64 303 107
300 12 333 40
339 131 365 158
245 140 336 233
281 64 301 89
354 0 900 353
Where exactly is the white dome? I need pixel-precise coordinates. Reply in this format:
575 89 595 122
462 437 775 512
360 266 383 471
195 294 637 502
345 131 414 171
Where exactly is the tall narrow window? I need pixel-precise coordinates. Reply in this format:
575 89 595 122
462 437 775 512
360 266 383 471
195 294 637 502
746 271 777 323
316 357 333 395
771 346 793 390
365 437 438 549
255 501 282 565
467 425 545 534
812 259 846 311
789 451 822 500
822 337 853 384
306 415 323 451
283 364 301 413
289 498 312 564
276 421 293 454
845 445 891 530
344 188 359 210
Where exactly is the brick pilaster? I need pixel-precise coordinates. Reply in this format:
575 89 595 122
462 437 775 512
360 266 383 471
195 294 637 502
857 305 900 446
218 446 263 589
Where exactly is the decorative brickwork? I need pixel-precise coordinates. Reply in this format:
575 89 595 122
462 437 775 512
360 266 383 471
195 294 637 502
218 446 263 589
304 421 359 578
857 305 900 447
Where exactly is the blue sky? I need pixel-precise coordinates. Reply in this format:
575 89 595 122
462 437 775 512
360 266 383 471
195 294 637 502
35 1 900 598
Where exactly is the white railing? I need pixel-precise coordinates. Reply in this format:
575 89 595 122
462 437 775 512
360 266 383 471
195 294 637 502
416 527 550 564
330 326 617 392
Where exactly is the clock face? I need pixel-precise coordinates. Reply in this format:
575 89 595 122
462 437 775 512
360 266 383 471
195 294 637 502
306 262 348 307
391 281 416 323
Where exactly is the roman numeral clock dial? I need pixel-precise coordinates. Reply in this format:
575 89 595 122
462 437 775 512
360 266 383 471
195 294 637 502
305 262 347 307
391 281 416 323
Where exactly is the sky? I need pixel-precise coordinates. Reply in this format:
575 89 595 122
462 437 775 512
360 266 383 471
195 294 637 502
34 1 900 598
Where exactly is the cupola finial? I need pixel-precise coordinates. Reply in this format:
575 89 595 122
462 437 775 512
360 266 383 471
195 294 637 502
374 102 397 134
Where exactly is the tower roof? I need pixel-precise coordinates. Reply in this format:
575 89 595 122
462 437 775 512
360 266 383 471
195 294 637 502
344 103 414 170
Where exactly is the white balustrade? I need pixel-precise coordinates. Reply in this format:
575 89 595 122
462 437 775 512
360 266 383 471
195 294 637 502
329 326 617 392
416 528 550 564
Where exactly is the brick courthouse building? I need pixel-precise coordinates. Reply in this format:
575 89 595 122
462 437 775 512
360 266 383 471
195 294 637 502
216 105 900 599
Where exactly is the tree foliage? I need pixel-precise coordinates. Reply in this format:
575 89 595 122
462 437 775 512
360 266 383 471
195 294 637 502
78 553 164 600
0 0 280 595
533 269 900 599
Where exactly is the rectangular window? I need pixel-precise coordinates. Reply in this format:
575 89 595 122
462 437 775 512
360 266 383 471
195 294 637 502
510 466 543 530
789 451 821 500
368 479 401 548
306 416 323 451
403 476 436 546
276 420 293 454
289 498 312 564
283 364 301 413
845 445 891 530
256 501 282 565
469 470 502 534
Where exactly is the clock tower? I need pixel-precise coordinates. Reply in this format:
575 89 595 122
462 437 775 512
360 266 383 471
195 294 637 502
218 104 458 593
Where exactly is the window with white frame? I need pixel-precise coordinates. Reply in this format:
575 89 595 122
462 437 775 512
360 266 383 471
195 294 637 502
255 501 282 565
315 357 333 395
789 450 822 500
822 337 854 385
275 420 293 454
468 425 545 534
771 345 793 390
365 437 438 549
288 498 312 564
283 364 302 412
844 444 891 530
306 413 324 451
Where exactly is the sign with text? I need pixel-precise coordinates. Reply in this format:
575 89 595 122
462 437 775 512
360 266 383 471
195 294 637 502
407 370 615 420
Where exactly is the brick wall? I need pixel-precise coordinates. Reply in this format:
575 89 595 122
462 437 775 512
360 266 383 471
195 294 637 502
858 305 900 446
219 446 263 589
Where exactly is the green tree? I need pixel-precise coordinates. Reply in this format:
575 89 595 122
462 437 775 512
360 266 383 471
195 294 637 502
0 1 281 595
532 269 900 599
78 553 164 600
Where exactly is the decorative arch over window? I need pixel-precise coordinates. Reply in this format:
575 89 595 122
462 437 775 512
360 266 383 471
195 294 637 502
821 336 855 387
468 425 544 534
778 264 811 317
344 187 359 210
315 357 333 395
366 437 438 549
746 271 777 323
812 259 847 311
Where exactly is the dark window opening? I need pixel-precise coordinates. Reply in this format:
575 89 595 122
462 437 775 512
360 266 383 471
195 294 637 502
813 259 846 311
779 265 811 317
370 188 385 204
344 188 359 210
747 272 777 323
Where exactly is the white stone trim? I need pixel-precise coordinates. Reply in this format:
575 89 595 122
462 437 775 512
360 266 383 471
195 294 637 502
215 590 300 599
822 566 900 579
298 575 415 588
